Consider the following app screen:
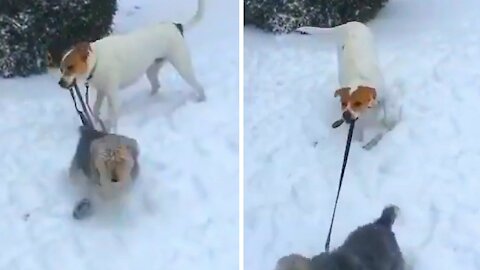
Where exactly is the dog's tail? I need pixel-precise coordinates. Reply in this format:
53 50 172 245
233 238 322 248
295 23 348 35
183 0 205 31
374 204 400 229
294 21 365 43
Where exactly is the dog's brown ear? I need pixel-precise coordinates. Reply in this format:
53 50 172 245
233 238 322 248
47 51 53 66
370 88 378 108
125 137 139 158
370 87 377 100
357 86 377 106
74 42 91 62
334 87 350 98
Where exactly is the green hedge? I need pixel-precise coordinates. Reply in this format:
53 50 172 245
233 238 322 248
245 0 389 34
0 0 117 78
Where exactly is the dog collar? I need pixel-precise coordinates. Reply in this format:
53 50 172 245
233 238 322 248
86 60 98 82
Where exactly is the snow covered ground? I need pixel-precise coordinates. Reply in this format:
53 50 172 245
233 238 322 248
245 0 480 269
0 0 238 269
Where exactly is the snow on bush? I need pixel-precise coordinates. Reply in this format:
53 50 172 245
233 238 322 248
244 0 389 34
0 0 117 78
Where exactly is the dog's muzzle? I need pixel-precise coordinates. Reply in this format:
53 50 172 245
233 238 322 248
111 171 119 183
111 174 119 183
58 78 74 89
342 110 358 124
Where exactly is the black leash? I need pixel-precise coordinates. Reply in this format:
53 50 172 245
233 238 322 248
69 82 94 129
67 58 107 131
84 81 107 132
324 120 356 252
68 79 107 132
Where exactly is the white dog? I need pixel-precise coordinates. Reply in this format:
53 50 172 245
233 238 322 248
296 22 402 148
59 0 206 132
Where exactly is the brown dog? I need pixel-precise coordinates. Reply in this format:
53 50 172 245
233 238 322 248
69 127 140 204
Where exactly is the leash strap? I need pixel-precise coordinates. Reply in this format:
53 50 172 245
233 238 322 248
73 83 95 127
69 83 95 129
324 120 356 252
69 87 91 128
84 83 107 132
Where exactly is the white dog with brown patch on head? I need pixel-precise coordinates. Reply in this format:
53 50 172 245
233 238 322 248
296 21 402 149
58 0 206 132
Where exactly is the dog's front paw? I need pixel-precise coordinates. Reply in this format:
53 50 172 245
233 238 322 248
362 133 384 150
72 198 93 220
353 128 364 142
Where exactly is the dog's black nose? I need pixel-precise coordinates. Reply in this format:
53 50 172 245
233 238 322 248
343 111 353 123
58 79 68 88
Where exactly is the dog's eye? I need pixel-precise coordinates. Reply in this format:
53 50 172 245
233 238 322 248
353 101 362 107
341 102 347 107
67 65 74 71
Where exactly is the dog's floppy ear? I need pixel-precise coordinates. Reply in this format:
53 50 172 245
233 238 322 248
334 87 350 98
369 88 378 108
89 137 103 158
74 42 91 62
125 137 139 158
118 136 139 159
356 86 377 108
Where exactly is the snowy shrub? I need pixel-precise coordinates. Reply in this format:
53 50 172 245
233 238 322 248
44 0 117 67
0 1 47 77
244 0 389 34
0 0 117 78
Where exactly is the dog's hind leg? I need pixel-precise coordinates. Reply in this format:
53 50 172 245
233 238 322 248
93 91 105 124
146 59 165 95
363 133 384 150
167 44 206 102
353 122 365 142
105 91 120 132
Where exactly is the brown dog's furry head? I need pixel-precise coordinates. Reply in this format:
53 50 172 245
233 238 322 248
90 134 139 191
94 145 134 183
58 42 92 88
334 86 377 121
